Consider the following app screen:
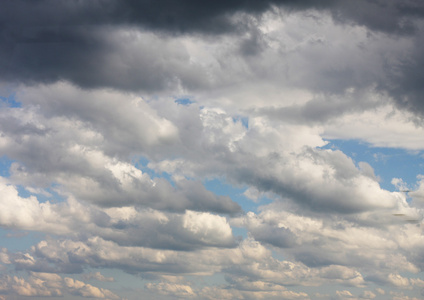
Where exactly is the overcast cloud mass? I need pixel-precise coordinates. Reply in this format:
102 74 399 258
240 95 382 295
1 0 424 299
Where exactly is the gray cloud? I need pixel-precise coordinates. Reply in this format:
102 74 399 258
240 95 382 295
1 0 424 99
0 272 121 299
244 204 423 275
1 2 424 299
382 31 424 118
0 85 241 214
2 0 422 36
0 179 237 251
150 104 401 214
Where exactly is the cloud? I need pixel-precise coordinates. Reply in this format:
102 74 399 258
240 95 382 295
238 202 423 275
1 1 424 299
335 290 355 299
0 178 238 250
409 175 424 206
81 272 115 282
0 272 120 299
2 1 423 38
5 82 407 216
0 1 424 116
0 83 241 215
3 236 365 289
323 104 424 150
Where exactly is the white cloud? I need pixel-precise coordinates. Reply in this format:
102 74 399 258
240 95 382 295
388 273 411 288
0 272 120 299
336 290 355 299
323 104 424 150
1 3 424 300
410 175 424 206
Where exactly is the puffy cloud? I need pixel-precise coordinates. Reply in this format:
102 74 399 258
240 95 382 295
240 211 297 248
1 82 423 298
0 177 74 234
0 249 10 265
0 274 62 297
65 277 119 299
387 273 411 288
6 81 408 217
336 290 355 299
1 1 424 299
150 104 403 215
0 272 120 299
2 235 366 291
0 183 238 250
0 1 424 118
409 175 424 206
235 202 424 278
323 104 424 150
0 84 241 214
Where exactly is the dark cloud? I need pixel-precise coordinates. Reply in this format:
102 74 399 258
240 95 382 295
2 0 424 120
330 0 424 34
3 0 421 35
382 31 424 118
1 0 424 92
0 0 309 34
256 90 383 125
248 224 297 248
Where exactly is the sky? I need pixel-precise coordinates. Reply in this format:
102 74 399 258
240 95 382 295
1 0 424 299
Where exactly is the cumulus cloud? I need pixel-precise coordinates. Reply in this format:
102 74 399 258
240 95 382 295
0 1 424 117
242 203 423 273
0 179 238 250
1 1 424 299
0 272 120 299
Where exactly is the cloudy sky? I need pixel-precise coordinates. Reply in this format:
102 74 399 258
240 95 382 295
1 0 424 299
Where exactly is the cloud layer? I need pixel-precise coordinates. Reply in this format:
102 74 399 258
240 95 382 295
1 1 424 300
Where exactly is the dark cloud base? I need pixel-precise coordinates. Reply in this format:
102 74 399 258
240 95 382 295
2 0 424 117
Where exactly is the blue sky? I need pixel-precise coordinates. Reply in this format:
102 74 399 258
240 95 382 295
322 140 424 192
1 1 424 300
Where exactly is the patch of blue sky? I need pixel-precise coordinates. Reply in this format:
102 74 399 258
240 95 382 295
0 228 44 252
321 139 423 192
232 115 249 129
0 92 21 108
0 155 66 203
132 156 174 185
202 178 276 240
0 155 13 177
132 158 272 240
203 178 262 213
232 226 248 240
16 183 66 204
174 98 194 106
271 249 287 262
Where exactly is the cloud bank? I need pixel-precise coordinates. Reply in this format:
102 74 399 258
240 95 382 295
1 1 424 299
